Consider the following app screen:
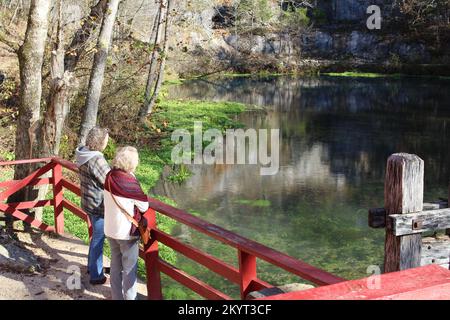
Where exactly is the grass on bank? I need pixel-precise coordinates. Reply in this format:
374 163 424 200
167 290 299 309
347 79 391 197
321 71 450 80
38 98 247 299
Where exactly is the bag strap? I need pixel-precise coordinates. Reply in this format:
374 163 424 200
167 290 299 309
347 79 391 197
107 177 139 228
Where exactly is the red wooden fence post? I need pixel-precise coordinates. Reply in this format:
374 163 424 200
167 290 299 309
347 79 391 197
144 208 163 300
52 162 64 234
238 249 258 299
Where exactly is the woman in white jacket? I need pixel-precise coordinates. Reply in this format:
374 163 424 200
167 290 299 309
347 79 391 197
104 146 149 300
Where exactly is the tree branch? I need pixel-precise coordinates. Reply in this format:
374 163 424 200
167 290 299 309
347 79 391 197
0 28 20 53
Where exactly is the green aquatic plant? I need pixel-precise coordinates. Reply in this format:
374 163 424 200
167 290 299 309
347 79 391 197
234 199 271 207
167 164 192 184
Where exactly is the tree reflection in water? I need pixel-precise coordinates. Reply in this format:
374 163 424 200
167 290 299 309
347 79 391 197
155 76 450 299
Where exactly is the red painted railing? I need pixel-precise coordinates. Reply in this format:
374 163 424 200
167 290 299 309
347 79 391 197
0 157 345 300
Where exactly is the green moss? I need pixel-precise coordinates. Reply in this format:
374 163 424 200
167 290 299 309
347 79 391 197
321 72 395 78
322 72 450 79
234 199 271 207
167 164 192 184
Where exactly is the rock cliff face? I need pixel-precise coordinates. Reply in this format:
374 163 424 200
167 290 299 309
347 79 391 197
45 0 448 76
318 0 395 22
162 1 448 76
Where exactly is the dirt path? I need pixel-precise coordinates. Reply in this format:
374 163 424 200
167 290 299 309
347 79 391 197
0 229 147 300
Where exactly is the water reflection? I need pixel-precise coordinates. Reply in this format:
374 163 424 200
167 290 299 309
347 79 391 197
156 76 450 299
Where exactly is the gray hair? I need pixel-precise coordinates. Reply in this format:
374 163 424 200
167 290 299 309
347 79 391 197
111 146 139 173
86 127 109 151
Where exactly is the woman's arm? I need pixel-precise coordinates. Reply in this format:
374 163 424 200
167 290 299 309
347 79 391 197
134 198 149 213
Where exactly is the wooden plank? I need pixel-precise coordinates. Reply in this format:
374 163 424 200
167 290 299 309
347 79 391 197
61 178 81 196
158 258 232 300
153 229 241 284
369 202 449 229
0 178 52 189
368 200 448 229
391 208 450 236
0 158 52 166
423 201 448 210
0 202 55 232
62 199 88 221
421 235 450 268
258 265 450 300
0 162 55 201
143 208 162 300
148 197 345 286
4 199 53 210
53 163 64 234
384 153 424 273
239 250 258 299
51 157 79 173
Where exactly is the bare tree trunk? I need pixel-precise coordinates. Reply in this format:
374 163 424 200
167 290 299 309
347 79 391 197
140 1 163 113
7 0 51 233
41 0 77 157
138 0 171 121
34 0 80 222
79 0 121 145
64 0 108 71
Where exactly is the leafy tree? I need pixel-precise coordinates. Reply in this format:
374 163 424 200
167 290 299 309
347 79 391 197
394 0 450 29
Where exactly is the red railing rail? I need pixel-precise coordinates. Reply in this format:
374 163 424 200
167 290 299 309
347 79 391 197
0 157 346 300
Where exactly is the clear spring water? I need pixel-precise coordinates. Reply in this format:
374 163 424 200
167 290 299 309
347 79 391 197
155 75 450 299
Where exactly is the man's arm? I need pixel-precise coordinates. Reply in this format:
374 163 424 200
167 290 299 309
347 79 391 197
91 156 110 186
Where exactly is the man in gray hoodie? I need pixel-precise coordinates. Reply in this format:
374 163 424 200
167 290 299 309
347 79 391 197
76 127 110 285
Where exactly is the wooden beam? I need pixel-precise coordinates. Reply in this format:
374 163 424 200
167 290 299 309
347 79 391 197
143 208 163 300
61 178 81 196
0 202 54 232
153 229 241 284
257 265 450 300
369 202 448 229
158 258 232 300
0 177 52 189
53 163 64 234
0 162 55 201
148 197 345 286
421 235 450 269
62 199 88 222
384 153 424 273
0 158 52 166
51 157 79 173
390 208 450 236
4 199 53 210
239 250 258 300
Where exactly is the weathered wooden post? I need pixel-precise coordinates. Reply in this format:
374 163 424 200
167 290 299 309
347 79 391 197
384 153 424 273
